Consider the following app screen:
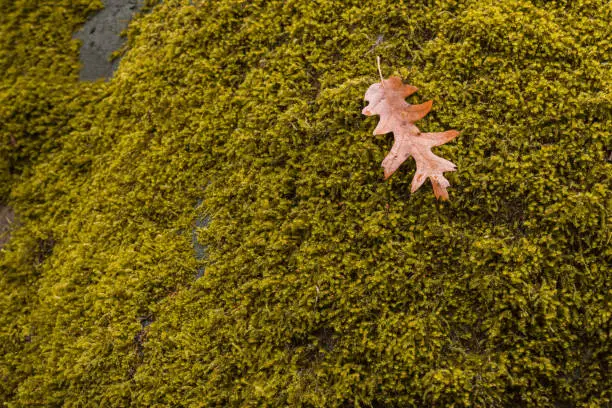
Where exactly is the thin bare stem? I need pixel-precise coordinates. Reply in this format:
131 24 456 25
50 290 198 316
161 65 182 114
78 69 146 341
377 56 384 86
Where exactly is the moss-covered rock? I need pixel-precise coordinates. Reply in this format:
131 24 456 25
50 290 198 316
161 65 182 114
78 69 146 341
1 0 610 406
0 0 102 199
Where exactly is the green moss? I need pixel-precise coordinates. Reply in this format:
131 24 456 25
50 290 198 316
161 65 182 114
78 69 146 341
1 0 610 406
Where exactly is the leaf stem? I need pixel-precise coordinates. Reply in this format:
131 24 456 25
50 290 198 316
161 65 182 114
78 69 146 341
377 56 384 86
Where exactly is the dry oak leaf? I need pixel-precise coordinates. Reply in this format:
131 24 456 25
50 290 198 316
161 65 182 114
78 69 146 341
362 76 460 200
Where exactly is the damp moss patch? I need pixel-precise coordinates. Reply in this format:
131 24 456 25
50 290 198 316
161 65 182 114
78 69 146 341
1 0 611 406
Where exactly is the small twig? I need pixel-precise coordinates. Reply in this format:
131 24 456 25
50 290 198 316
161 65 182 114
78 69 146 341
377 56 384 86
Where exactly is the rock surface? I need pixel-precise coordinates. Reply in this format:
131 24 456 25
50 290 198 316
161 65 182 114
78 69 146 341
73 0 143 81
0 206 15 250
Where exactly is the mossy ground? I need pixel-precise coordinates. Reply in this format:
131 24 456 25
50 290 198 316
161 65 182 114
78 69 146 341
1 0 611 406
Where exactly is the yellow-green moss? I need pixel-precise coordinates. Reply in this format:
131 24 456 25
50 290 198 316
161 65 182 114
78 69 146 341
0 0 104 202
1 0 610 406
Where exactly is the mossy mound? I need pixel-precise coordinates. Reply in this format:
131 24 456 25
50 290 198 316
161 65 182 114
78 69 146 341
1 0 610 406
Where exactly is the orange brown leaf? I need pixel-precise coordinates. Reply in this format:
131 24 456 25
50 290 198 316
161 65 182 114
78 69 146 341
362 76 460 200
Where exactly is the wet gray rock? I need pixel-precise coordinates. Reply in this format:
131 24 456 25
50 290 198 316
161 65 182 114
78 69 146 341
193 200 209 279
0 205 15 250
74 0 143 81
